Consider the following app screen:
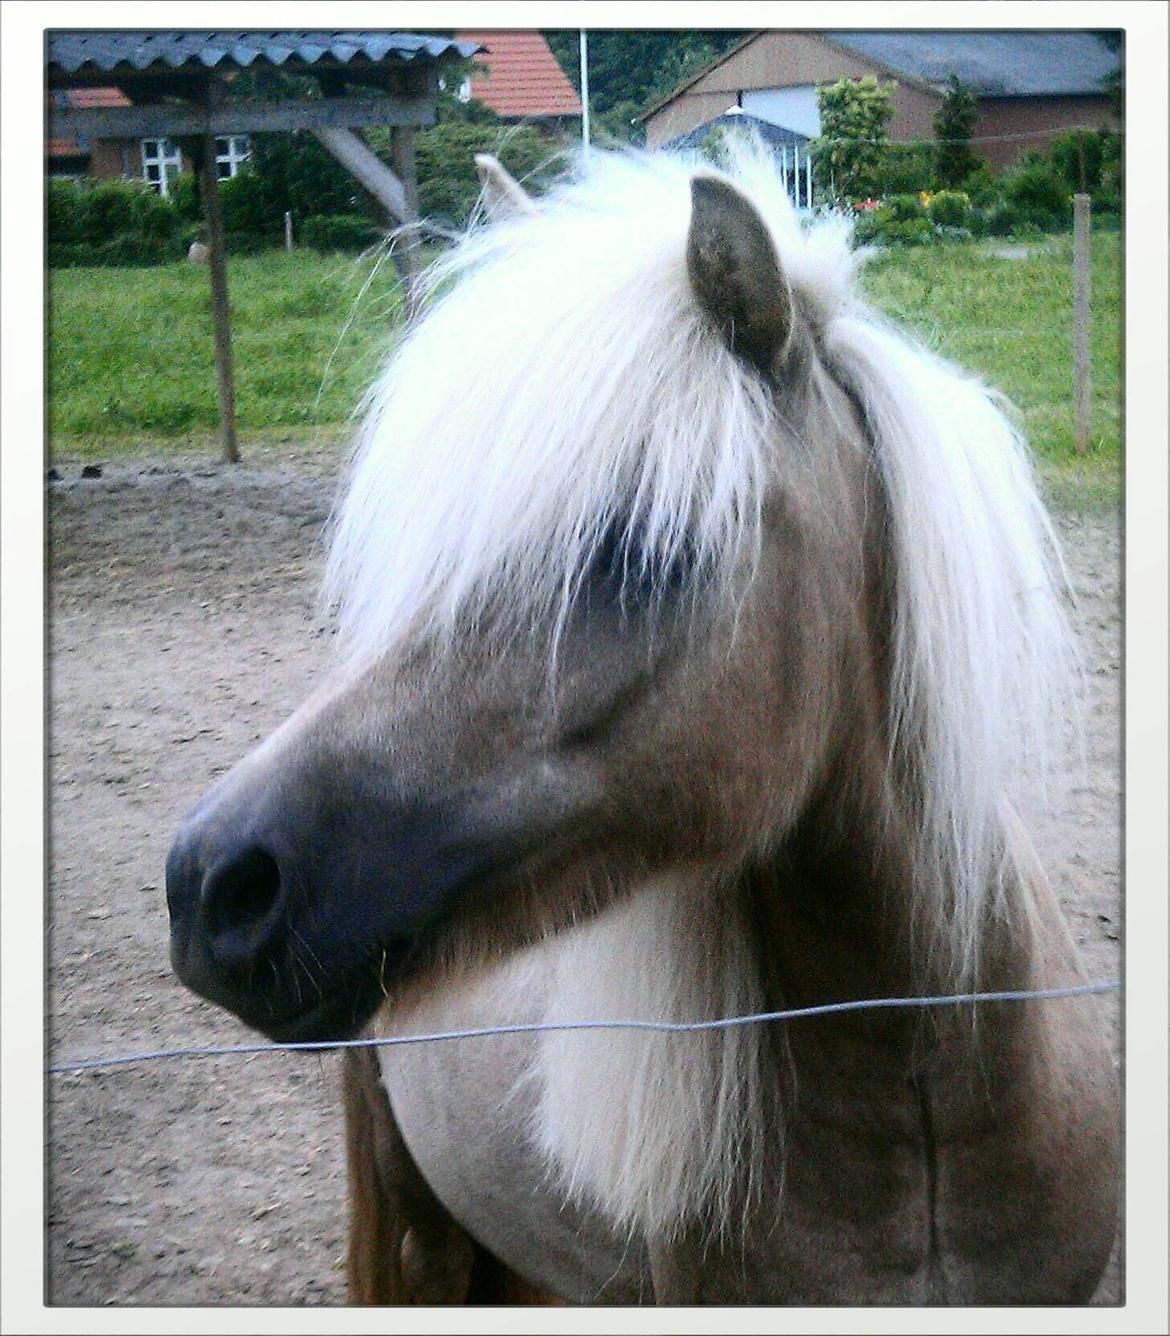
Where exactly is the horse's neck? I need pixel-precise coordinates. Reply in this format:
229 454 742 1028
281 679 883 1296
753 752 1025 1021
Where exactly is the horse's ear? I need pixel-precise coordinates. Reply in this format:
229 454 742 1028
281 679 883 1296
475 154 539 221
686 175 794 374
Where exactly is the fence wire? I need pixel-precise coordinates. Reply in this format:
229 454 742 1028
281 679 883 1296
48 980 1122 1075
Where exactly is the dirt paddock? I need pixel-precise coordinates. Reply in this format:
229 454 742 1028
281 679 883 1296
45 448 1122 1307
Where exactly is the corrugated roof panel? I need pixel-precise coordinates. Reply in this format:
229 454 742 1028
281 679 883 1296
830 31 1120 98
46 30 477 77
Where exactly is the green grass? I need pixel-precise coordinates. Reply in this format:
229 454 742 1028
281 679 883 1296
48 234 1122 501
48 249 405 443
859 233 1122 475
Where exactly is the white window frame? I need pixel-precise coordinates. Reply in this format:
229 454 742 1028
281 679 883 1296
215 135 251 180
141 138 182 196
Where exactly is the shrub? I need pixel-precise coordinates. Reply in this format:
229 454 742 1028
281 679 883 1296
84 178 175 244
167 172 201 223
1048 128 1122 195
853 207 933 247
982 202 1045 238
882 193 925 222
959 163 999 207
299 213 386 252
47 177 184 266
879 143 938 195
218 168 271 238
46 179 86 245
933 224 974 244
1001 156 1070 227
926 190 970 228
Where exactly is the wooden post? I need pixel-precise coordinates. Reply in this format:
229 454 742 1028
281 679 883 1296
195 135 238 463
1073 192 1092 456
389 125 421 325
284 211 294 251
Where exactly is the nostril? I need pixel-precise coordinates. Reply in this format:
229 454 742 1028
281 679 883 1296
201 847 284 960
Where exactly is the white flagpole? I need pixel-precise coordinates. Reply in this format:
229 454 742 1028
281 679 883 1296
580 29 591 158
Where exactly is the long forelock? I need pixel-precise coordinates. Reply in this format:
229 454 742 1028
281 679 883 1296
322 146 855 668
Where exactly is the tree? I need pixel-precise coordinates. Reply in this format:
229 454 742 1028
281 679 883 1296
810 76 895 205
403 122 558 229
933 76 981 188
543 30 744 143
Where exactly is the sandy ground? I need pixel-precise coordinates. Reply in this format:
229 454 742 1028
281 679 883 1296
44 449 1122 1308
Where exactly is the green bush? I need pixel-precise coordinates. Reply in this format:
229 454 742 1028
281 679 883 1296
926 190 970 228
85 178 175 243
932 224 974 244
983 202 1019 236
886 216 933 246
959 163 999 207
982 202 1046 238
46 179 86 245
299 213 386 252
853 207 933 247
47 177 186 265
1046 128 1123 215
218 168 271 238
1001 156 1070 227
1048 129 1122 194
167 172 200 223
883 193 925 222
879 143 937 195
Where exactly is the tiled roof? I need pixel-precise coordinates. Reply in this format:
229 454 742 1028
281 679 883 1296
457 31 581 118
46 30 475 78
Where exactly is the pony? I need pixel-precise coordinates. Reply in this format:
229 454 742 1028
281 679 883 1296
165 145 1118 1305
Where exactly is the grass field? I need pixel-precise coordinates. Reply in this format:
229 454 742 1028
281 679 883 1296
48 233 1122 492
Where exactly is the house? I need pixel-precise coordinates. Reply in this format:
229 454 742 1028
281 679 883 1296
641 30 1121 168
47 85 251 194
455 30 581 127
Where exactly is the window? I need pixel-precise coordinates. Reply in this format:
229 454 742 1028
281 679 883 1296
141 138 182 196
215 136 251 180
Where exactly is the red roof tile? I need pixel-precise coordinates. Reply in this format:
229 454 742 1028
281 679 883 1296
61 86 132 109
456 31 581 118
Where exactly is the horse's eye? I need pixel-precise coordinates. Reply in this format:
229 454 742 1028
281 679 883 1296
583 519 689 614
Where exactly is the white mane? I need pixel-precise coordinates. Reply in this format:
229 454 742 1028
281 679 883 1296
339 143 1076 1235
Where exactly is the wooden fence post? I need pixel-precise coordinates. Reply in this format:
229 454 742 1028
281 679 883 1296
1073 192 1092 456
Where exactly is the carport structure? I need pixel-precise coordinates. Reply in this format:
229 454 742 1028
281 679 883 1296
46 30 476 462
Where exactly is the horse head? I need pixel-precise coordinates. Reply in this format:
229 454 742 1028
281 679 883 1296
165 146 1071 1046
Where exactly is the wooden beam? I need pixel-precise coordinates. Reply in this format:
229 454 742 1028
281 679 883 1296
312 127 409 223
48 94 436 140
193 136 238 463
389 126 422 324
